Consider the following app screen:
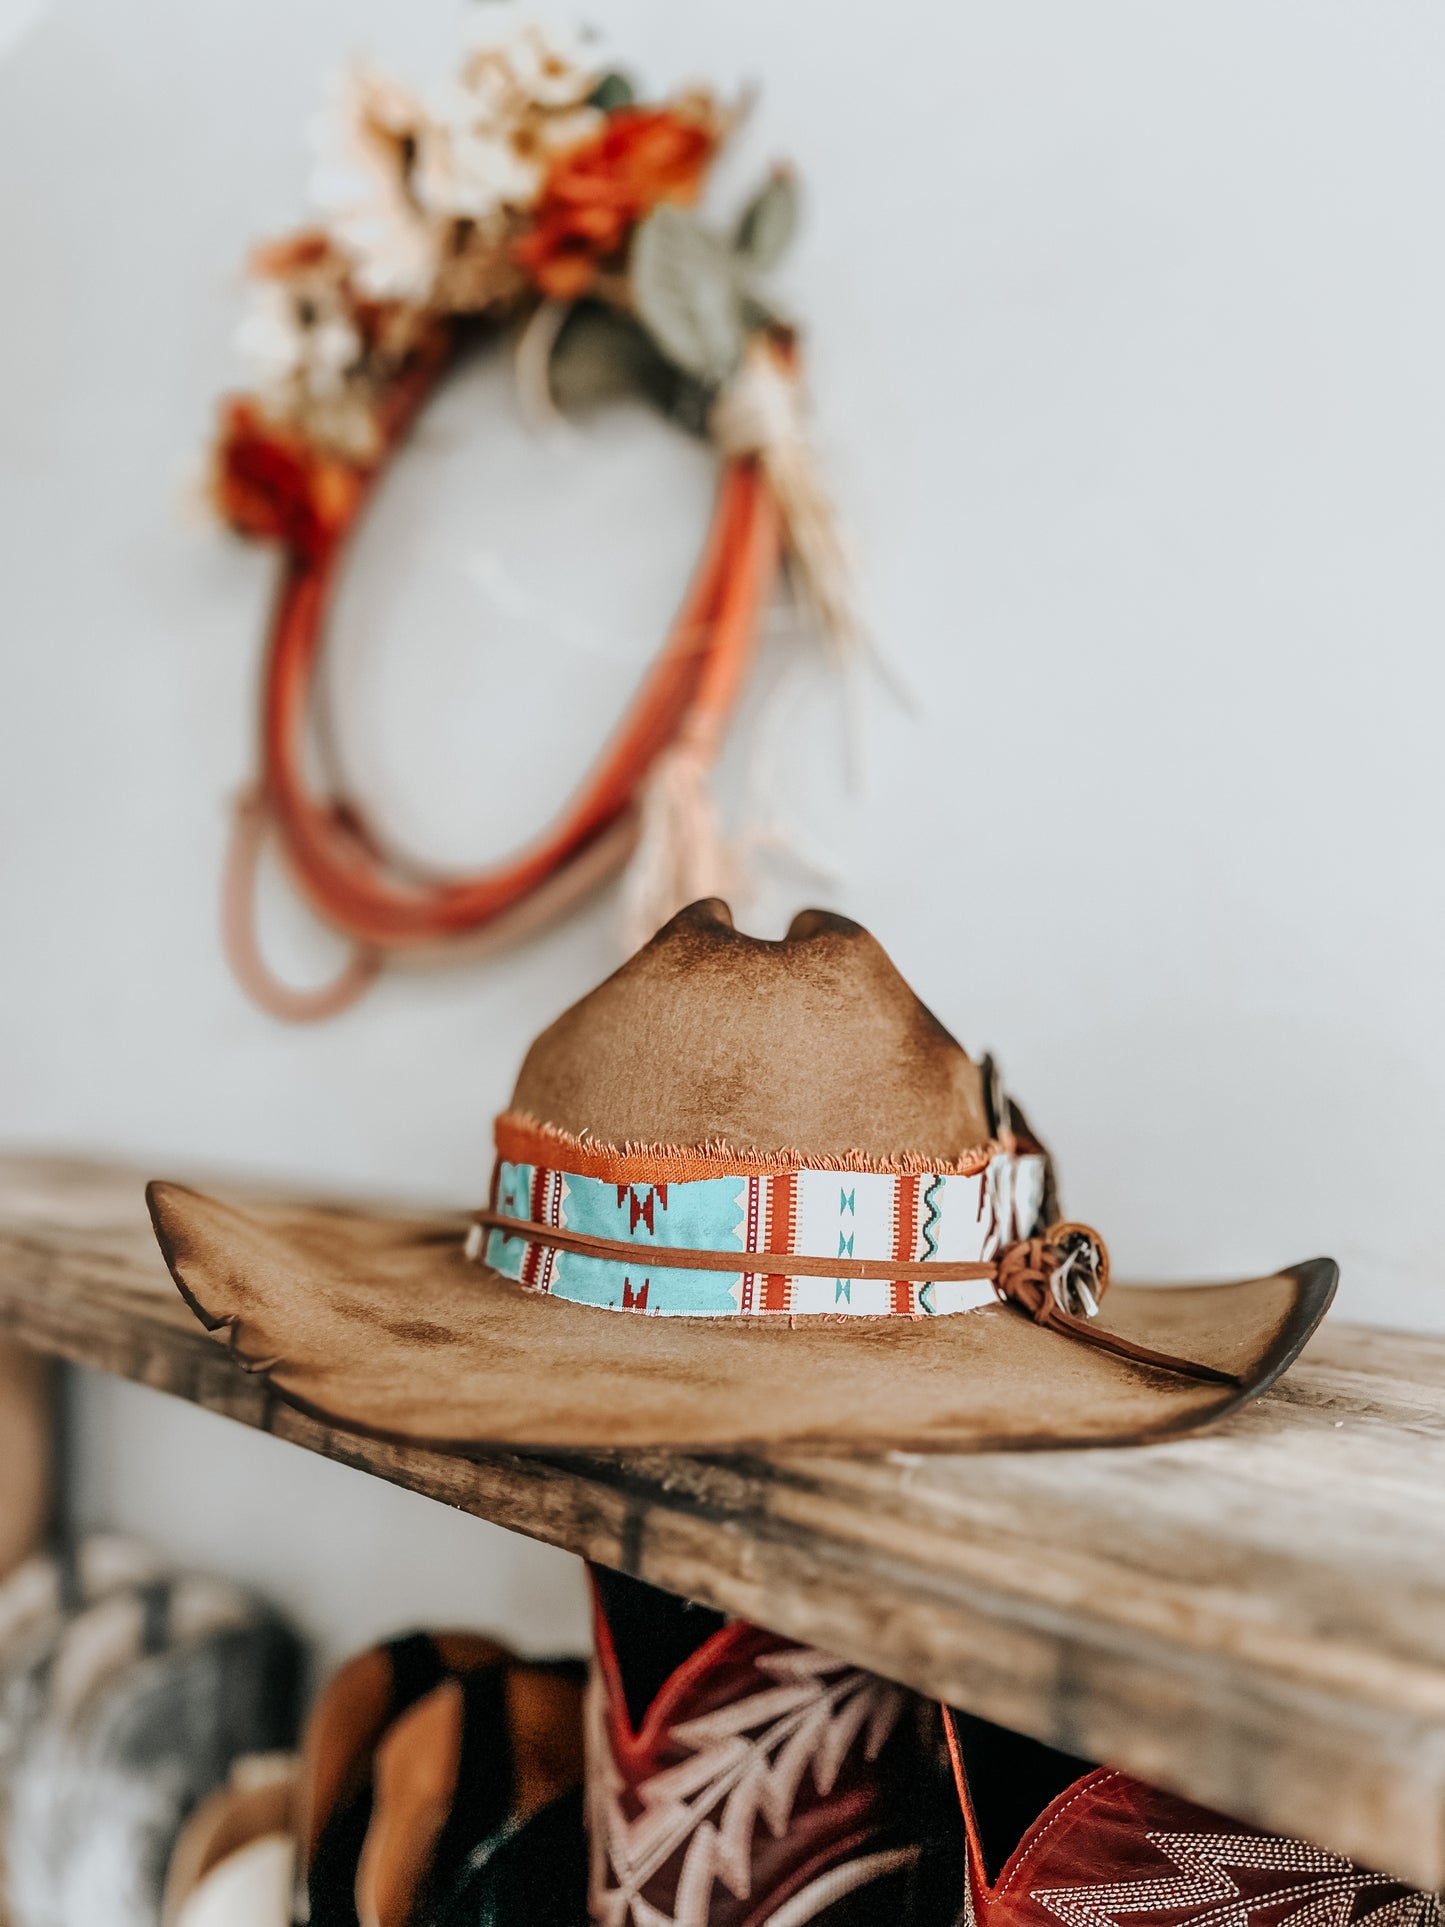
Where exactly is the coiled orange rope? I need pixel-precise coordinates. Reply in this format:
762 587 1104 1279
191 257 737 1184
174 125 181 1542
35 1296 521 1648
222 336 783 1020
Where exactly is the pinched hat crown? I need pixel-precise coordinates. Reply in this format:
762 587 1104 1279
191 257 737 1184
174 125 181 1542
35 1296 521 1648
510 901 991 1162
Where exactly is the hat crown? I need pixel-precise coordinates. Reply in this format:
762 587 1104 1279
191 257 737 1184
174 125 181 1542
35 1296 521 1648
510 901 989 1160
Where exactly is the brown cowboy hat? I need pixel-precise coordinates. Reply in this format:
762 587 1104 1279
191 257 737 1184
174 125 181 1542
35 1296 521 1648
148 903 1335 1453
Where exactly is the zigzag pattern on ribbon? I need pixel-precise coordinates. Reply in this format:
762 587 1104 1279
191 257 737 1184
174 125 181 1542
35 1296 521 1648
921 1174 943 1261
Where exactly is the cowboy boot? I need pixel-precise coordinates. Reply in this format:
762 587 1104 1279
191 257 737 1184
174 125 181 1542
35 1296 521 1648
301 1631 510 1926
362 1656 587 1926
299 1631 588 1927
943 1707 1441 1927
586 1566 964 1927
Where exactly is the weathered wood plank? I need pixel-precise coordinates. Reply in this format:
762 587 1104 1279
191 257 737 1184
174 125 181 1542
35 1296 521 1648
1 1154 1443 1884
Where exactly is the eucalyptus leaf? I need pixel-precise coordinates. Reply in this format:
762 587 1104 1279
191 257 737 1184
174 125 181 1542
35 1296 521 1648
548 302 713 435
588 71 634 111
738 289 785 337
631 206 746 386
548 305 657 413
735 169 797 270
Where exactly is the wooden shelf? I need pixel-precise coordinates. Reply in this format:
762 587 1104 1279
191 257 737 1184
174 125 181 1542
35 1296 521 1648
2 1154 1443 1886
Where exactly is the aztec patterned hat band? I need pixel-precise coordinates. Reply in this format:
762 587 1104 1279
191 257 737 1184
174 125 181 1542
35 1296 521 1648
471 1115 1053 1321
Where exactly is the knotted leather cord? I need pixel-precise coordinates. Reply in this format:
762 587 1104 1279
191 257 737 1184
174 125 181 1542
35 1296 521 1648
224 325 784 1020
467 1208 1242 1388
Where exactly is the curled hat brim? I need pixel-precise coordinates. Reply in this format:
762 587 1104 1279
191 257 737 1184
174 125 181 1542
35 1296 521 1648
146 1181 1336 1453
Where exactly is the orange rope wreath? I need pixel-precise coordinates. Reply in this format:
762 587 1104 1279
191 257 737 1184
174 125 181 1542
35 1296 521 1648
208 32 854 1020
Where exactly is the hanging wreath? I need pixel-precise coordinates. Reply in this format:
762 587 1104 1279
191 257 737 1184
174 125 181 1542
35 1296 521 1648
208 21 859 1020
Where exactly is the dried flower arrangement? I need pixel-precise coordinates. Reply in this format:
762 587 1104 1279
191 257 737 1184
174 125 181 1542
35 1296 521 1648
209 19 859 1020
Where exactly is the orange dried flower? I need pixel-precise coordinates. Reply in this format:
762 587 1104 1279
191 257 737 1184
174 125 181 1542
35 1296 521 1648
247 228 340 281
213 400 367 558
515 106 717 299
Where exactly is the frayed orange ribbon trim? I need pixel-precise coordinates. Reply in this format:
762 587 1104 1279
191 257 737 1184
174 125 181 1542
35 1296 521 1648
493 1112 998 1184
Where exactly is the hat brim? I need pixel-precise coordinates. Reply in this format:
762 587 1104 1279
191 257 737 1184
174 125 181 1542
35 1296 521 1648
146 1182 1336 1453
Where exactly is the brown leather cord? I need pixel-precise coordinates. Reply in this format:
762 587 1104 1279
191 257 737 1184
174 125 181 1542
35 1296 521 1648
475 1208 1001 1282
987 1228 1241 1387
468 1210 1243 1387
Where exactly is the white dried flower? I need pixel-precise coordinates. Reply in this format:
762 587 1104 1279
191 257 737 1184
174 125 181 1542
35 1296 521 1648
414 21 600 227
311 62 439 302
235 280 361 402
413 92 543 221
460 19 597 113
235 281 306 392
534 104 603 154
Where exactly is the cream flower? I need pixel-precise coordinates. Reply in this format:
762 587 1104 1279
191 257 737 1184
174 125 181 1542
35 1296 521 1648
460 19 597 112
533 104 603 154
311 63 439 302
413 89 543 221
414 21 601 226
235 280 307 392
235 279 360 402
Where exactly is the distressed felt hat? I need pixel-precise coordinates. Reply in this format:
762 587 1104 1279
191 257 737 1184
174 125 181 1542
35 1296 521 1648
147 902 1336 1452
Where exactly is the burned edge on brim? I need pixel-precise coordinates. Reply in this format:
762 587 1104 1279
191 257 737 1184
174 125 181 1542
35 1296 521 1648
144 1180 1339 1457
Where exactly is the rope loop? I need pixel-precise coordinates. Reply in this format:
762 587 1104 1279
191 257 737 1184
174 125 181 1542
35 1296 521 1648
221 787 382 1024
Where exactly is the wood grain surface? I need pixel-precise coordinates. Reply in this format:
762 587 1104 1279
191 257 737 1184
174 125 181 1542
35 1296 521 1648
1 1154 1443 1885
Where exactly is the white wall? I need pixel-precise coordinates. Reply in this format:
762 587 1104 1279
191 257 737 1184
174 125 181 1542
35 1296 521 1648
2 0 1443 1664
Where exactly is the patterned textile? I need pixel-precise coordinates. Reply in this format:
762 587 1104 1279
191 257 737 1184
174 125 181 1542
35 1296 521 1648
484 1152 1049 1318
